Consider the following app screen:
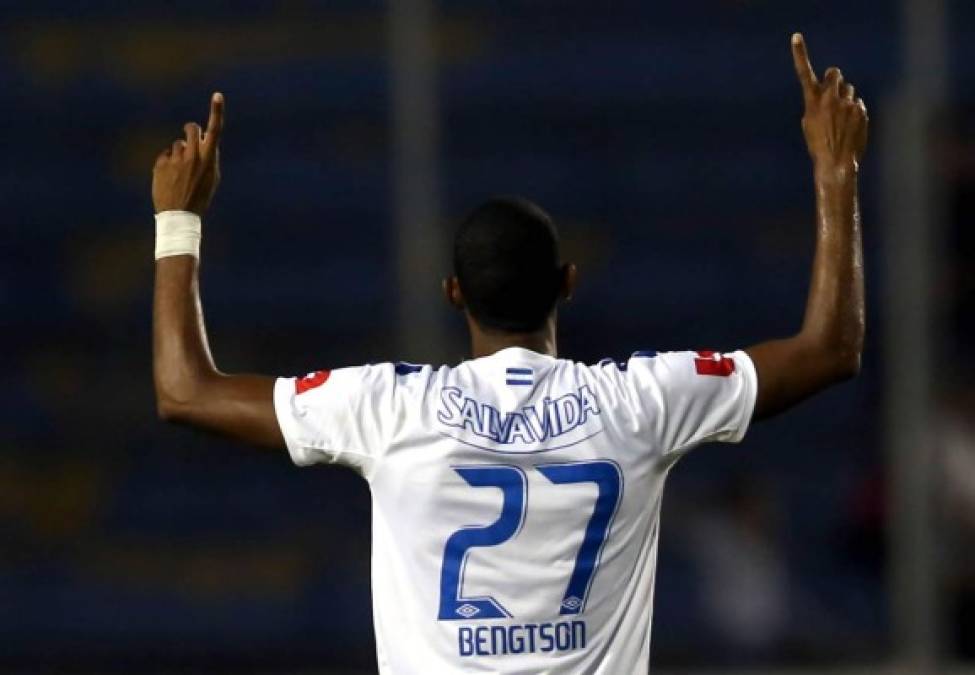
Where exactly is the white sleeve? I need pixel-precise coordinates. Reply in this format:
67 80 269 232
273 363 396 477
625 350 758 456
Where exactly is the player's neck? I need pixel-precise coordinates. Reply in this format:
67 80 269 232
467 316 558 359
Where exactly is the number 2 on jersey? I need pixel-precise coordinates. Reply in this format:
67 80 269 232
438 460 623 620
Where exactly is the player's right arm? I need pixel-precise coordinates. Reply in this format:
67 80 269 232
151 94 396 473
152 93 284 449
746 33 868 420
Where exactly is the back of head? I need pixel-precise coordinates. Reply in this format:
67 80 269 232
454 196 561 333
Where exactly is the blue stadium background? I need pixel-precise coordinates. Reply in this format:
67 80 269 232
1 1 973 672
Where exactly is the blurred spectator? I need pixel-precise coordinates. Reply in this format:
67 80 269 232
936 101 975 660
685 477 791 662
937 382 975 658
937 103 975 364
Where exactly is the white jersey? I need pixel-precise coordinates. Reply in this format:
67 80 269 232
273 347 757 674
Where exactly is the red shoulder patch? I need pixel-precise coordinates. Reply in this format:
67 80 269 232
693 350 735 377
295 370 331 394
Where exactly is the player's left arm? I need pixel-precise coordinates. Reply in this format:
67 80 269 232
745 34 868 421
152 93 283 449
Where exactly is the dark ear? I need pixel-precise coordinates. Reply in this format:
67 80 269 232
442 276 465 310
560 263 578 301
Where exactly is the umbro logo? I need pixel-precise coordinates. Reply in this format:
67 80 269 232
456 603 480 618
561 596 582 611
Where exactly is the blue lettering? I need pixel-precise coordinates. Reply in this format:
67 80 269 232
509 625 525 654
546 398 563 436
556 622 571 650
579 385 600 423
475 626 489 656
524 623 537 652
506 413 535 444
456 620 585 657
491 404 508 442
437 387 463 426
478 404 496 439
573 620 586 649
524 398 557 441
458 627 474 656
558 394 580 429
490 625 507 655
539 623 554 652
460 397 481 433
438 386 602 445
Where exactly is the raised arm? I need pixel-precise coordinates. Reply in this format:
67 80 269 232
152 93 283 448
746 34 868 420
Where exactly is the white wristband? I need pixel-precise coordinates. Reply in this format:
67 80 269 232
155 210 202 259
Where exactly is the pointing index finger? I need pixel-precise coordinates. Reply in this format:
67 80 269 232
202 92 224 152
791 33 818 100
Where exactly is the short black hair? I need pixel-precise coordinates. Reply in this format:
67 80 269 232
453 196 562 333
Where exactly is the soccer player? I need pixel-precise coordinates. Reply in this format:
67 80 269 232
151 34 866 673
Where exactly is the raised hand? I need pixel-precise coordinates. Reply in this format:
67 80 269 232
152 92 225 215
791 33 868 171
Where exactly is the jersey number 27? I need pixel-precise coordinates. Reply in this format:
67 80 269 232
438 460 623 621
